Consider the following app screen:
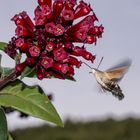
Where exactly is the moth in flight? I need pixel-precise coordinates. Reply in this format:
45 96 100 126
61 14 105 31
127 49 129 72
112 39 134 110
83 58 132 100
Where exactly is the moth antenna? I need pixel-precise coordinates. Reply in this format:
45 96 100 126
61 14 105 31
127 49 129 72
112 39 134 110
97 57 104 69
83 62 93 69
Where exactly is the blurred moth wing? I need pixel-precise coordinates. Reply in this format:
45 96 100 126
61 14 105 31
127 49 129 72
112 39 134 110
104 59 132 82
104 65 131 82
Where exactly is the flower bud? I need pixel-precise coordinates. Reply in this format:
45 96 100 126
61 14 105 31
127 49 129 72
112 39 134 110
68 56 82 68
38 0 48 5
61 9 74 23
19 11 35 30
44 71 51 78
26 57 36 66
82 52 96 62
16 62 26 73
53 0 64 21
36 67 44 80
11 15 25 26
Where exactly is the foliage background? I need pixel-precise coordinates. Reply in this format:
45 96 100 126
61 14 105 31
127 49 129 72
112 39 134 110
11 118 140 140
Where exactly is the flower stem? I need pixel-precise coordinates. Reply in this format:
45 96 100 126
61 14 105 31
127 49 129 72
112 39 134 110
0 71 18 89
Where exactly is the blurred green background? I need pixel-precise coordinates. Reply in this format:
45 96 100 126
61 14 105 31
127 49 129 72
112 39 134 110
11 118 140 140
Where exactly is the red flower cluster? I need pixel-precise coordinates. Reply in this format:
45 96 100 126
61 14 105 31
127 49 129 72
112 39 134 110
5 0 104 80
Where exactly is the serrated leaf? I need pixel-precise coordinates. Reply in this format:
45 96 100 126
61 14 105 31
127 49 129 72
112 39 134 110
0 80 64 127
0 42 7 51
0 107 8 140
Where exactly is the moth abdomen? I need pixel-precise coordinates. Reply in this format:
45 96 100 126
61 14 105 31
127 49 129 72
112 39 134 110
102 81 124 100
111 84 124 100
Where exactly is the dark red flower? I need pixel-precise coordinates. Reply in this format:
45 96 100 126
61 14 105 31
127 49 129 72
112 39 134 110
45 22 55 34
73 29 87 41
44 70 51 78
52 63 62 72
54 24 65 36
69 56 82 68
29 45 41 57
40 55 53 69
88 25 104 37
64 2 74 10
53 73 64 79
38 0 48 6
66 15 97 37
15 38 30 52
46 41 55 52
86 35 97 44
52 63 69 74
74 1 92 19
19 11 35 30
34 14 47 26
82 51 96 62
53 0 64 21
62 9 74 22
38 0 52 8
15 26 32 37
64 41 74 49
61 64 69 74
41 5 51 16
4 37 17 59
67 65 74 76
5 0 103 80
53 47 69 62
11 14 25 26
71 46 85 56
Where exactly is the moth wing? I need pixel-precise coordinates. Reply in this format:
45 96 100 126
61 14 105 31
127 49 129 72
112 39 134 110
107 59 132 71
104 59 132 82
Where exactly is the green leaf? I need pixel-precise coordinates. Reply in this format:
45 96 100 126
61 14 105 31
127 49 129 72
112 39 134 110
0 42 7 51
8 134 14 140
0 107 8 140
0 80 64 127
63 75 76 81
20 66 36 79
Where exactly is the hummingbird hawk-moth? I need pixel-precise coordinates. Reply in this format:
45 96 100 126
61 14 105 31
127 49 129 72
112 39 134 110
84 58 132 100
